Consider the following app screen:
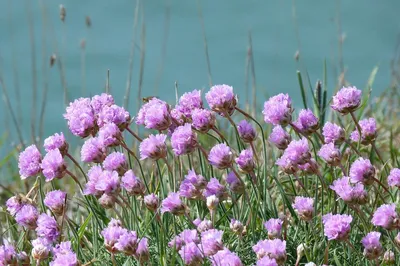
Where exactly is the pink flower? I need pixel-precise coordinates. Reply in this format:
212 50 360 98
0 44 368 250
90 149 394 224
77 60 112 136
361 232 382 260
331 86 362 114
322 213 352 241
264 218 283 239
371 204 399 230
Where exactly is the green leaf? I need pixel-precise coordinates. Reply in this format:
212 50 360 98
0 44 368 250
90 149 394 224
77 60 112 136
78 212 93 243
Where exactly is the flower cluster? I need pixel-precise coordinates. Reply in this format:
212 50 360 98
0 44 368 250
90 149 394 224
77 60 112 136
7 84 400 265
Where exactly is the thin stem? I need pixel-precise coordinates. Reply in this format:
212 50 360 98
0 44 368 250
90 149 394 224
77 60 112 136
349 111 362 133
120 142 140 162
198 145 209 158
339 162 347 176
66 153 88 182
344 139 362 157
127 127 143 142
162 157 173 175
66 169 83 191
372 177 391 195
111 254 117 266
249 142 260 165
315 131 325 143
372 142 386 165
212 126 228 143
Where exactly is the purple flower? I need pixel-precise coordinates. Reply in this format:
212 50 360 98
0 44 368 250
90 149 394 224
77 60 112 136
388 168 400 187
262 93 293 126
0 244 16 265
18 145 42 179
361 232 383 260
252 239 286 264
235 148 255 174
180 229 200 245
65 98 97 137
64 97 96 137
371 204 399 230
95 170 120 195
135 238 150 263
205 84 237 116
41 149 67 182
275 153 297 175
191 108 216 133
322 213 352 241
139 134 167 160
136 98 171 130
179 242 203 265
331 86 362 114
97 104 130 130
103 152 127 175
330 176 367 204
171 107 186 126
196 219 213 232
31 238 51 261
230 219 244 235
179 170 207 200
350 130 360 143
237 120 256 143
200 229 224 256
90 93 114 115
322 122 345 144
297 158 319 176
161 192 187 215
283 138 310 165
349 158 375 185
84 165 104 197
44 132 68 155
80 137 106 163
50 249 78 266
15 204 38 230
176 89 203 119
226 171 245 194
36 213 59 243
358 118 377 144
292 196 314 221
203 178 228 200
264 218 283 239
115 230 138 255
171 123 198 156
256 257 278 266
101 221 128 253
44 190 67 216
318 143 341 166
121 170 145 196
208 143 233 169
169 236 185 251
210 248 243 266
294 109 319 135
269 126 291 150
98 123 121 147
6 196 23 216
144 193 159 211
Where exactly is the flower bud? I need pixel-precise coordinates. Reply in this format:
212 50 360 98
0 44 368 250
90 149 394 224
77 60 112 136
230 219 244 235
383 250 395 265
144 194 159 212
98 194 116 209
206 195 219 211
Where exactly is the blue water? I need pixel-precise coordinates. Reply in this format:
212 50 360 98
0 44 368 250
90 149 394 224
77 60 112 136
0 0 399 145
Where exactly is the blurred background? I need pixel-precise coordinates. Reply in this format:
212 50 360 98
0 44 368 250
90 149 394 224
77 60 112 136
1 0 400 181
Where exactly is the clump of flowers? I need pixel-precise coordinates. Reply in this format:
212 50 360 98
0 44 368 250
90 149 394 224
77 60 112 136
6 82 399 265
